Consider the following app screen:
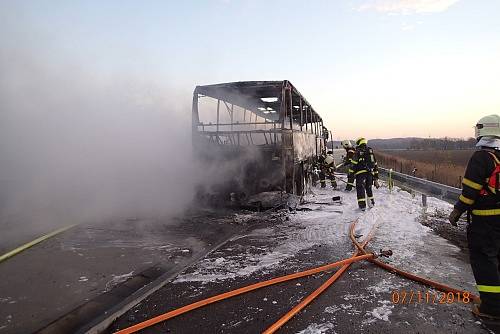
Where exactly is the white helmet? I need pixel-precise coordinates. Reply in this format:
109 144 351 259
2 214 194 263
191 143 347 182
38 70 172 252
341 140 352 149
475 114 500 139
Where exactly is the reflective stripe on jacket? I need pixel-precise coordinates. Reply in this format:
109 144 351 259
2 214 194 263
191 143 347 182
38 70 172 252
351 146 379 179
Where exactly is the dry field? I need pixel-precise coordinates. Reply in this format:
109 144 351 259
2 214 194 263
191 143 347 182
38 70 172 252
375 149 475 188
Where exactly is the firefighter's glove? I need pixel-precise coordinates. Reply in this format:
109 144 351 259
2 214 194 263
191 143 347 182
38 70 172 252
448 208 462 227
374 179 380 189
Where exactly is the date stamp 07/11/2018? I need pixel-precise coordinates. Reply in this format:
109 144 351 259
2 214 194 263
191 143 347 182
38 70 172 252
391 290 472 305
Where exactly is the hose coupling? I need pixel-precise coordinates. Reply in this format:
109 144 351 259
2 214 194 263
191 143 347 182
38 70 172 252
379 249 393 258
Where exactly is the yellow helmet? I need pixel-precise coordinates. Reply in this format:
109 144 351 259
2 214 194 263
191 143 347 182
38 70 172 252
356 137 367 146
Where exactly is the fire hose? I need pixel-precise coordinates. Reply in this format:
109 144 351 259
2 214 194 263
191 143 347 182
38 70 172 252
114 245 375 334
349 220 479 303
262 220 379 334
263 219 478 333
114 218 477 334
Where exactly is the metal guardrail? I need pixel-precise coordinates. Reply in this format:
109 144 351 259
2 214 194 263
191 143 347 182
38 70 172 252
379 167 461 204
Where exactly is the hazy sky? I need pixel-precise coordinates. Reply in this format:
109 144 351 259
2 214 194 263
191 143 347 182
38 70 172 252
1 0 499 139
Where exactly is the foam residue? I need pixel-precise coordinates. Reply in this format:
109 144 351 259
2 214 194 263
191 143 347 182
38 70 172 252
295 322 335 334
368 300 394 322
175 176 475 315
105 271 135 292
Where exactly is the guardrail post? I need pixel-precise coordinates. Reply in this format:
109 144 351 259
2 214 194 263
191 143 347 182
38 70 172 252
388 169 394 193
422 193 428 220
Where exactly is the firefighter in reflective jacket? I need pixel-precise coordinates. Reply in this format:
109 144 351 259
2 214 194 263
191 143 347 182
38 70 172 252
341 140 356 191
449 114 500 319
319 151 337 189
351 138 380 210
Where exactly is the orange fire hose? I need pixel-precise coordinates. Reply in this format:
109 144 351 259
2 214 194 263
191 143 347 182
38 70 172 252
115 216 478 334
262 220 377 334
349 220 480 303
114 251 375 334
262 261 352 334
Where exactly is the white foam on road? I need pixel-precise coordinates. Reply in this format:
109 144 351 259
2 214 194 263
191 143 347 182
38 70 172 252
105 271 135 291
295 322 336 334
368 300 394 322
173 177 476 328
367 278 409 294
174 187 358 284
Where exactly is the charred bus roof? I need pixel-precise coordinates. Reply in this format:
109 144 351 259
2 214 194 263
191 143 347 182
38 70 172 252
194 80 322 124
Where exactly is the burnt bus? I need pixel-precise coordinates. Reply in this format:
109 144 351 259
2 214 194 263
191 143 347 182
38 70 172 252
192 80 329 199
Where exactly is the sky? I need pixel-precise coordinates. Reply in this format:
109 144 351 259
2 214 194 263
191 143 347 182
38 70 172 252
1 0 499 140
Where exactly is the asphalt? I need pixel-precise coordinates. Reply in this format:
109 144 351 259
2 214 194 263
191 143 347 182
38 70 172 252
0 208 246 334
1 182 496 334
109 186 491 334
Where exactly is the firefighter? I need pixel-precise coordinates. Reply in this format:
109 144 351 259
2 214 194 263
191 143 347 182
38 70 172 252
341 140 356 191
449 114 500 319
318 151 337 189
351 137 380 210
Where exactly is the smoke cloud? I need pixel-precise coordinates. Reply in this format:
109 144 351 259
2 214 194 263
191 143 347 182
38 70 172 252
0 43 195 239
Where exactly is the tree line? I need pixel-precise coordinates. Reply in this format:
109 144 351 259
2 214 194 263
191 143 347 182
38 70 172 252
363 137 476 150
406 137 476 150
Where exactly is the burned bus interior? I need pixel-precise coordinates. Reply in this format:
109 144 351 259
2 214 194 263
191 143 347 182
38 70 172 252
192 80 329 202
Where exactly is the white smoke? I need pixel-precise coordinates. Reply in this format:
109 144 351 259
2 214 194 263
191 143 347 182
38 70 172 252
0 44 195 237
